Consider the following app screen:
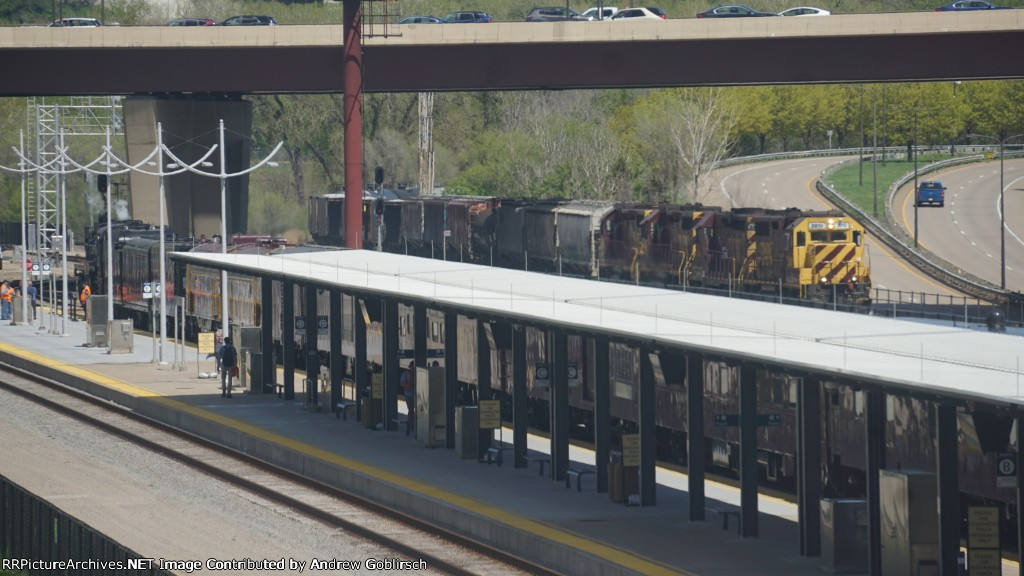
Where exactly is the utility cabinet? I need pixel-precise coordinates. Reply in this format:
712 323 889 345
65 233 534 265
109 319 134 354
821 498 868 574
416 366 446 447
86 295 108 347
880 469 939 576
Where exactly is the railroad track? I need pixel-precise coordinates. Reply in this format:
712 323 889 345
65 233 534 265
0 363 553 576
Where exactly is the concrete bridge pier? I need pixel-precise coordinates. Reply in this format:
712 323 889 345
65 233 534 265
124 96 253 239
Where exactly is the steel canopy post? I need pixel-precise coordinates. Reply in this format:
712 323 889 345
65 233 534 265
687 352 705 520
343 0 364 249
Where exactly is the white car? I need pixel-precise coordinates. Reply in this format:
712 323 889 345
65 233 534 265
48 17 102 27
778 6 831 16
581 6 619 20
610 7 667 20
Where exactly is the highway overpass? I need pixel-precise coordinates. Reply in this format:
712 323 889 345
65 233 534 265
1 11 1023 96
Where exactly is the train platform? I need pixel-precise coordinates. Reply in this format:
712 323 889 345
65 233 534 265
0 315 829 576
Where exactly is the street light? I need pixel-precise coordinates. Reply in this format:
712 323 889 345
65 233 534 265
143 124 218 364
967 132 1024 290
163 119 283 342
18 131 28 326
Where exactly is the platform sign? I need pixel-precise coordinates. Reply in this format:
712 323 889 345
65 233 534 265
295 317 306 333
197 332 215 355
143 283 153 299
567 363 579 387
713 414 781 427
534 364 550 388
30 263 39 277
317 315 329 335
967 549 1000 576
714 414 739 427
997 453 1016 488
622 433 640 467
969 506 1000 549
479 399 500 429
371 373 383 399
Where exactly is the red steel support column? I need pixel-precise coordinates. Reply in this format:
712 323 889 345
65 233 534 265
343 0 363 249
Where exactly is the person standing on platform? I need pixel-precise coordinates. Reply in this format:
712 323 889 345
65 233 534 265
400 361 415 432
25 281 37 320
0 282 12 320
220 336 238 398
79 282 91 321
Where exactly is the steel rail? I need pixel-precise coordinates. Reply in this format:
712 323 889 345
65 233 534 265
0 363 560 576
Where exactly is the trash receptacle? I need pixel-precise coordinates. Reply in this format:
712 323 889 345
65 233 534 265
362 396 382 429
11 296 23 324
608 451 624 503
455 406 479 459
248 352 263 394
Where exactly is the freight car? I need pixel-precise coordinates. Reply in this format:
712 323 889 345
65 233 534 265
309 194 871 306
83 220 291 334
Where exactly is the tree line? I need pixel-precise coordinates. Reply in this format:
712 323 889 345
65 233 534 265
0 0 1021 239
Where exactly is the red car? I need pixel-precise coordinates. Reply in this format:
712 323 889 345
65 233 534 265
167 18 216 26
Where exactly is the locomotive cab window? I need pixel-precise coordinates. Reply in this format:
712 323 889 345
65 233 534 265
796 232 806 247
853 231 861 246
810 231 847 243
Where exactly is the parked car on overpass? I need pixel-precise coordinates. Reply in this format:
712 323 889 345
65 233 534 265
778 6 831 16
396 15 445 24
442 11 494 23
526 7 589 21
696 4 778 17
48 17 102 27
935 0 1008 9
581 6 620 19
220 15 278 26
610 7 667 20
167 17 216 26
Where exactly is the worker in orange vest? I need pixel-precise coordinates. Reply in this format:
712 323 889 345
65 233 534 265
79 283 91 321
0 281 11 320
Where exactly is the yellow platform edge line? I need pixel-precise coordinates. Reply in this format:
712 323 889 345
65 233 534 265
2 342 690 576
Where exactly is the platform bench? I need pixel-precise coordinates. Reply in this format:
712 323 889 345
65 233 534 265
712 508 741 534
481 446 510 466
526 456 551 476
335 401 357 420
392 414 410 436
269 383 284 398
565 468 595 492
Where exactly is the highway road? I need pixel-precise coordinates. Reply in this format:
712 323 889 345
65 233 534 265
708 157 964 298
894 158 1024 293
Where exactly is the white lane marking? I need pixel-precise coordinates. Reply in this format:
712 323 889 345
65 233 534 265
996 174 1024 252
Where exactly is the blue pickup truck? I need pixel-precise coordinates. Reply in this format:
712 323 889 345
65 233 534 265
916 181 946 207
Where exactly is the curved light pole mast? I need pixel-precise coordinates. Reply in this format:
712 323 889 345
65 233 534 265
59 130 68 336
19 131 28 325
219 119 229 340
105 128 115 330
161 122 282 342
158 122 167 362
